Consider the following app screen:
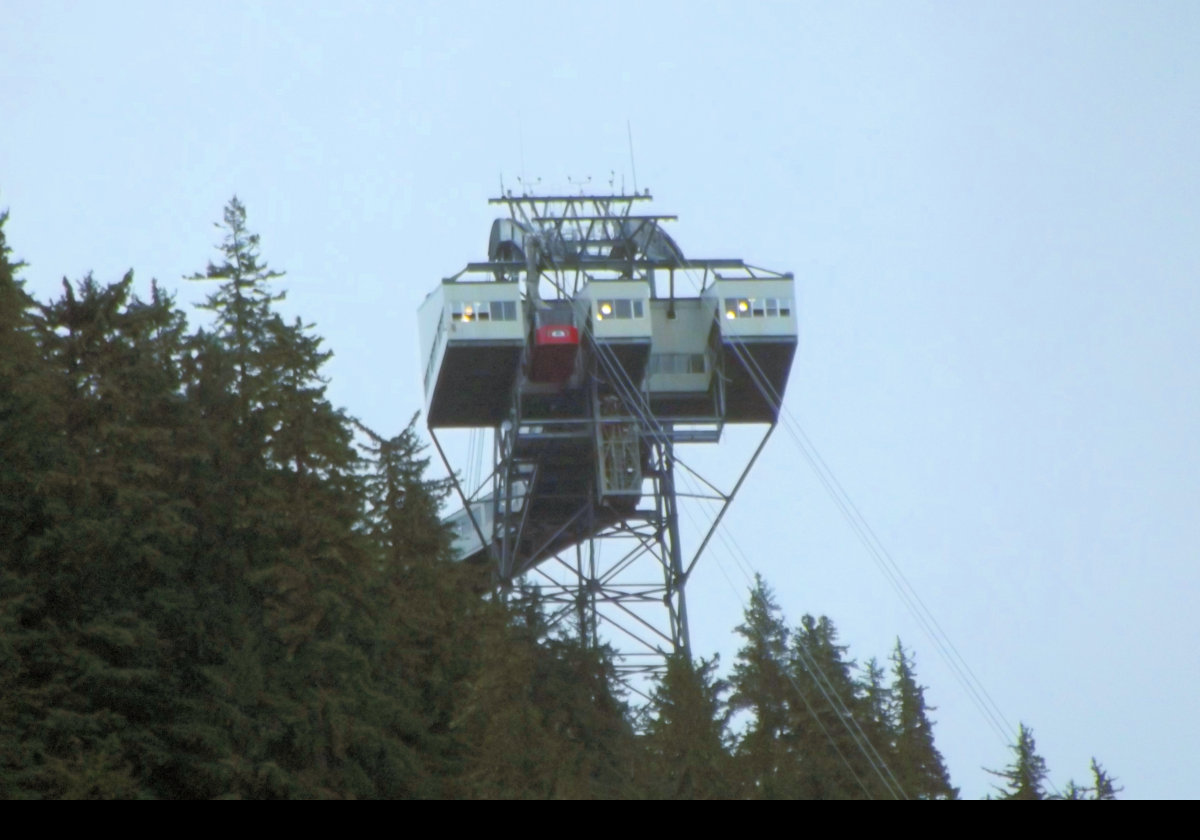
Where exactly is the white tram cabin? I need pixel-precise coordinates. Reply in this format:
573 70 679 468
576 277 653 385
419 279 525 428
419 274 797 429
702 277 798 423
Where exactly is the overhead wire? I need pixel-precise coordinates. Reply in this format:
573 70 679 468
498 202 908 797
472 197 1021 796
685 464 907 799
675 260 1005 794
564 258 904 799
718 301 1020 753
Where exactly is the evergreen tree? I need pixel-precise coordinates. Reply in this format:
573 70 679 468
1060 758 1122 801
180 197 385 797
0 208 50 557
531 633 640 799
988 723 1049 800
453 595 567 798
0 209 60 797
1089 758 1121 800
189 196 284 430
890 640 956 799
642 655 734 799
355 418 479 797
5 272 201 797
357 416 453 571
728 575 796 798
787 614 892 799
859 657 897 781
453 596 640 799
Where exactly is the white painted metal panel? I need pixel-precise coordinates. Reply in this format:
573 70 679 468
446 497 494 562
442 281 526 342
577 278 653 341
421 280 528 427
704 278 797 339
645 298 716 394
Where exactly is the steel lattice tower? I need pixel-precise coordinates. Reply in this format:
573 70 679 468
418 191 796 679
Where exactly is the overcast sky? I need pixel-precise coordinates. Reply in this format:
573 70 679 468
4 1 1198 798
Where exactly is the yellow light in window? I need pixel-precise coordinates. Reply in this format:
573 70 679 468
725 310 736 320
738 299 749 312
463 305 474 321
600 302 613 316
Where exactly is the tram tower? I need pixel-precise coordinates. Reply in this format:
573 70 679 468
418 191 796 676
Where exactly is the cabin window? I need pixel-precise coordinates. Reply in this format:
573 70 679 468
452 300 518 322
597 299 645 320
649 353 708 375
491 300 517 321
536 308 574 328
724 297 793 319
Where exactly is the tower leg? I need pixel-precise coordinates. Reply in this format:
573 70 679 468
657 441 690 658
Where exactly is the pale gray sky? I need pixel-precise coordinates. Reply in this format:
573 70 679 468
4 1 1198 798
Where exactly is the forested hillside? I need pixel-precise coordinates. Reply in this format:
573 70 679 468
0 200 1114 799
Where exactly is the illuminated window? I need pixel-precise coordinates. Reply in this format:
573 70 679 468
724 297 752 319
723 296 792 319
453 300 517 322
597 299 645 320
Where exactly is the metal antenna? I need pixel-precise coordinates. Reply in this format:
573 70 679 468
627 121 639 195
518 118 527 189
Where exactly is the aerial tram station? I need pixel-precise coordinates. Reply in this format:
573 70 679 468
418 190 797 676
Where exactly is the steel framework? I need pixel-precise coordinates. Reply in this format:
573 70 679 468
424 190 793 681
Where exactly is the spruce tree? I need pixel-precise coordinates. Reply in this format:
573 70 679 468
787 614 891 799
0 209 59 797
182 197 382 797
0 208 49 558
453 596 567 799
531 633 640 799
729 575 796 798
355 418 477 797
859 657 896 778
1089 758 1121 800
890 640 956 799
189 196 284 431
642 655 734 798
988 723 1049 800
357 416 453 572
7 272 202 797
